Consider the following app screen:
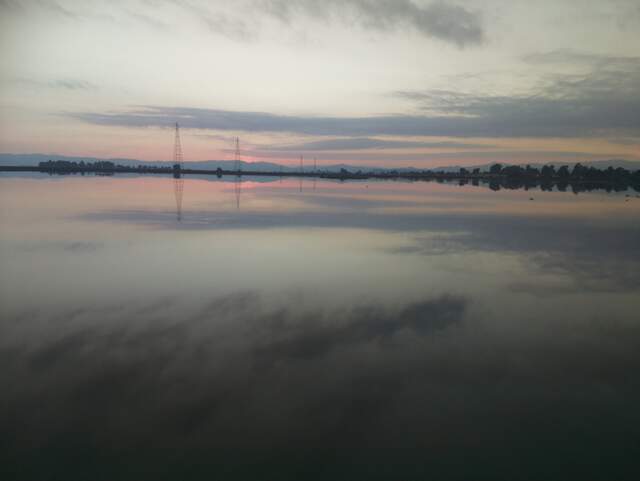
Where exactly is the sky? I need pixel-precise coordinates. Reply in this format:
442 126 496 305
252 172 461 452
1 0 639 168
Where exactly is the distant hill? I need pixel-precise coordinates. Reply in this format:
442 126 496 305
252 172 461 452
2 153 639 173
0 153 292 171
0 153 398 173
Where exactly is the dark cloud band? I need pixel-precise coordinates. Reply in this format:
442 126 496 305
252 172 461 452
69 98 640 138
259 0 485 47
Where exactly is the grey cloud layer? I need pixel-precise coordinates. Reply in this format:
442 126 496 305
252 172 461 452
1 0 483 47
9 76 97 91
70 96 639 139
259 0 484 47
247 149 625 163
262 137 493 151
394 55 640 137
69 51 640 140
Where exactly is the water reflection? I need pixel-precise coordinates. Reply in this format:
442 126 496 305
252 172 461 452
234 175 242 209
1 175 639 480
173 172 184 221
2 289 640 480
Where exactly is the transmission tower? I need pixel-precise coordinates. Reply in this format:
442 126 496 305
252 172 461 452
300 155 304 173
173 122 184 221
173 122 183 166
234 137 241 174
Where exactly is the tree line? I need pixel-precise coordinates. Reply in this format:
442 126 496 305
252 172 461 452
35 159 640 192
38 160 127 171
477 162 639 183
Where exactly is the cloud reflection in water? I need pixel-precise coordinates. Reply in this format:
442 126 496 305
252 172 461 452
2 176 640 480
1 288 640 480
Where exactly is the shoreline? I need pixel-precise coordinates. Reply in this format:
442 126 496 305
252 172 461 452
2 164 639 191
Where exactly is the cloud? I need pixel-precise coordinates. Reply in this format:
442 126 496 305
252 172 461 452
395 56 640 137
65 104 618 139
70 106 455 136
49 79 97 90
0 0 483 47
258 0 485 47
38 0 75 18
521 49 631 67
125 9 170 30
176 1 255 41
0 0 75 17
69 51 640 140
12 76 97 91
607 137 640 146
245 148 628 163
262 137 493 151
0 0 23 13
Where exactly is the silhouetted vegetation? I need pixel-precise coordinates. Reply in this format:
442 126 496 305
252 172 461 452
39 160 124 172
456 162 640 193
36 160 177 176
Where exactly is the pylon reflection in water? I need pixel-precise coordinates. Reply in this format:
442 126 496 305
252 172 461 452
234 176 242 209
174 175 184 221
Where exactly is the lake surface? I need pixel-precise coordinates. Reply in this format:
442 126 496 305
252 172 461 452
1 174 639 480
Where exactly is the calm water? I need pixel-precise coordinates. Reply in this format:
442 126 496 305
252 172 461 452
1 174 639 480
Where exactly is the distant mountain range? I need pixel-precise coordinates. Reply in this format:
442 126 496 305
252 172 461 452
2 153 639 173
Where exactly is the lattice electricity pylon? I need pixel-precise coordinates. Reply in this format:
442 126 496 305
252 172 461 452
234 137 241 174
173 122 183 166
300 155 304 173
173 122 184 221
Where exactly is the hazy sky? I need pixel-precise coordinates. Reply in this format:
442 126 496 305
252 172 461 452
1 0 639 167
